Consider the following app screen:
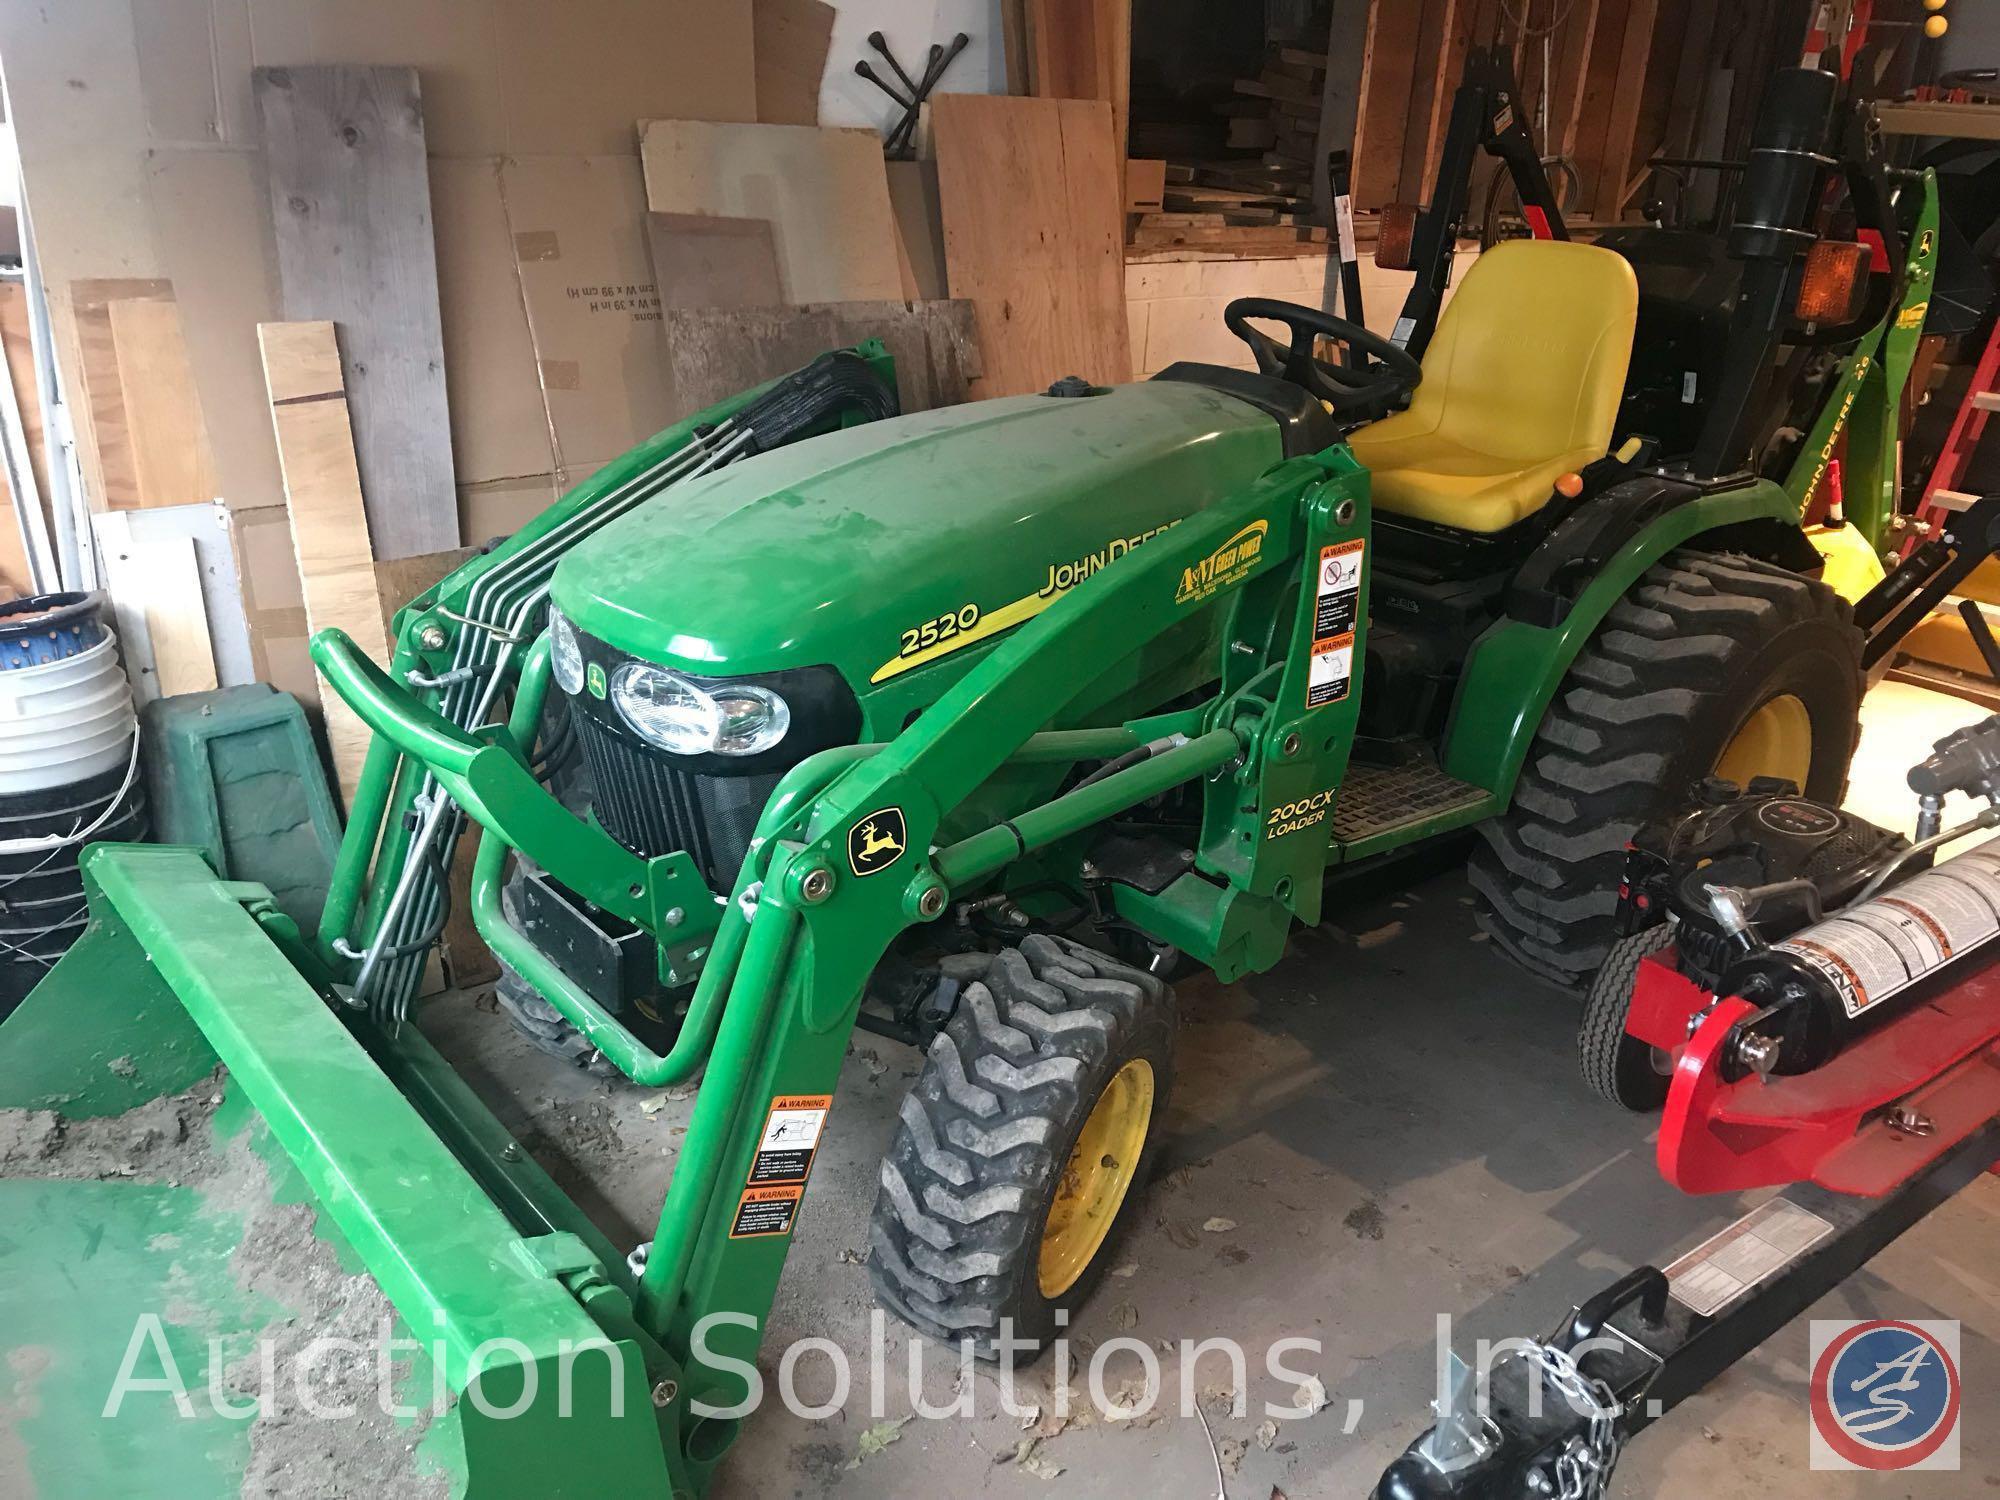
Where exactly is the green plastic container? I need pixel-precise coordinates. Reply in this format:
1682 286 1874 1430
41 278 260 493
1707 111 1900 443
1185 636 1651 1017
141 685 343 936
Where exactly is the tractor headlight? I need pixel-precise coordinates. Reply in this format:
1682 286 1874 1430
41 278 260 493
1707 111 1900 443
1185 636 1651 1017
548 608 585 695
610 662 790 757
709 681 792 756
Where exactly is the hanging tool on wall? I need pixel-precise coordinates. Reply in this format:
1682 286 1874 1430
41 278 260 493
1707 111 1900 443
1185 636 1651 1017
854 31 968 160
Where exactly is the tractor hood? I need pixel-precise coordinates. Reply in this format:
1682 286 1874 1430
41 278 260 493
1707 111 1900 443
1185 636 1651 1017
552 380 1280 694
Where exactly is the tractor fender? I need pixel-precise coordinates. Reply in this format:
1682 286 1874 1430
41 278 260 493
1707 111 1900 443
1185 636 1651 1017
1440 475 1801 798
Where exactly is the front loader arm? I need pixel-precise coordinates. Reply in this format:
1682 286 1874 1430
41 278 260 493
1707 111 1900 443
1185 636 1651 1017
646 446 1373 1451
312 440 1374 1487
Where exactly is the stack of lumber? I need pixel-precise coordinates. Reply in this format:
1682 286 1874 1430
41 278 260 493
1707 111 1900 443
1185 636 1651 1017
1130 44 1330 255
1226 45 1326 171
1132 162 1329 252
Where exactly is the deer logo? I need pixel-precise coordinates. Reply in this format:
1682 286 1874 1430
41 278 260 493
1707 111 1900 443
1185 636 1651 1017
848 807 908 876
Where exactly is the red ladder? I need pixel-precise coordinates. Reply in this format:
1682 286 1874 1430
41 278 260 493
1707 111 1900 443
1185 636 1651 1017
1908 313 2000 555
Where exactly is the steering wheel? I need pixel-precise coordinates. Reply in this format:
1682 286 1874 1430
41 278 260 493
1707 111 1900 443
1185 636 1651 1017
1223 297 1421 415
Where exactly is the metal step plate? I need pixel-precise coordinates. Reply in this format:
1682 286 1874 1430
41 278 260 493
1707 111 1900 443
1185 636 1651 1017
1332 759 1489 843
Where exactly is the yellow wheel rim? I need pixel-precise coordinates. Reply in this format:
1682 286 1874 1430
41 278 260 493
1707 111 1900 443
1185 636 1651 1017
1037 1058 1155 1298
1713 692 1813 788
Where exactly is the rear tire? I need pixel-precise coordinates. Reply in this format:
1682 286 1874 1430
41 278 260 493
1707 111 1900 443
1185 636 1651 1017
1578 926 1675 1110
868 935 1175 1354
1473 550 1862 992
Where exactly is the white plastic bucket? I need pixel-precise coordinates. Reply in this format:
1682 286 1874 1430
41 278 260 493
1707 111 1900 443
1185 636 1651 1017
0 630 137 793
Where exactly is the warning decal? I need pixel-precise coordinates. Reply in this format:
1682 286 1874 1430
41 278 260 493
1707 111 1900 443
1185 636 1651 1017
1664 1198 1834 1317
1776 923 1914 1019
1306 539 1362 708
1308 635 1354 707
1947 846 2000 910
1313 540 1364 640
1771 838 2000 1019
748 1094 832 1186
729 1185 804 1239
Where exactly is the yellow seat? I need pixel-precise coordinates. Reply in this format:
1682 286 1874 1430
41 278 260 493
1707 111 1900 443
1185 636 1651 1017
1348 240 1638 534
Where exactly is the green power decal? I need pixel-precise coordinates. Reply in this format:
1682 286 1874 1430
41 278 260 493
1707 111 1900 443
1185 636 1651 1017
1175 520 1269 606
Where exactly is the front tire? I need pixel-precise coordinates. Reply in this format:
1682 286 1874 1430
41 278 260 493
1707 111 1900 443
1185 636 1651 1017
1473 551 1862 991
493 962 623 1077
1578 926 1676 1110
868 935 1175 1353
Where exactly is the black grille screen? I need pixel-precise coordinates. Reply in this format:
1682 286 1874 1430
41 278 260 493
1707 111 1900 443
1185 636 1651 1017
574 712 777 892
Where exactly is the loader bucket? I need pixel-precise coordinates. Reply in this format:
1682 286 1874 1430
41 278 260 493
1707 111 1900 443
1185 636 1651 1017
0 843 687 1499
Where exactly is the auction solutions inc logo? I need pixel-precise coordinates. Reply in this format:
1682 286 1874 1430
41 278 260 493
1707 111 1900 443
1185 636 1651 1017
1808 1319 1961 1472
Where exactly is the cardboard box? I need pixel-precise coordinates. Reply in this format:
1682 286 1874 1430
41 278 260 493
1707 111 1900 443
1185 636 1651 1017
432 154 684 498
490 0 755 153
457 473 563 548
430 157 557 487
501 155 680 473
752 0 836 127
228 501 318 710
1126 158 1167 214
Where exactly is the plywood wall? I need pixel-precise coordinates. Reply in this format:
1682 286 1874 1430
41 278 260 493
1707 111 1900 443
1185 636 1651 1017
0 0 757 697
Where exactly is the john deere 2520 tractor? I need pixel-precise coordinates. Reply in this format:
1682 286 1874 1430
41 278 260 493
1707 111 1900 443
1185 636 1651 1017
0 65 1946 1497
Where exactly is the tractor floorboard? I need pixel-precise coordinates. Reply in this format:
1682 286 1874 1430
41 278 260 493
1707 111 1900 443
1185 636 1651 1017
1331 759 1489 843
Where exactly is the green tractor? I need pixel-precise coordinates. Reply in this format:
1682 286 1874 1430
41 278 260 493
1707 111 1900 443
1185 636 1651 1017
0 65 1946 1498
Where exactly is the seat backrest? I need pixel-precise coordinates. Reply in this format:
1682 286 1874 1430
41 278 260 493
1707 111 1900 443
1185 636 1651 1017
1405 240 1638 463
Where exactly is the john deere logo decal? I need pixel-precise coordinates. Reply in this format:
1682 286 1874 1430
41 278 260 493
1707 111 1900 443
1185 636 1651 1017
848 808 907 876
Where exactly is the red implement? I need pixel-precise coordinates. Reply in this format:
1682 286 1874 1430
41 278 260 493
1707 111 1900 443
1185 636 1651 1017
1657 965 2000 1196
1625 948 1711 1052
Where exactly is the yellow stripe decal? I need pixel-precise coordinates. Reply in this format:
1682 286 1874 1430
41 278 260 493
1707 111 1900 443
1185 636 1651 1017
868 589 1052 684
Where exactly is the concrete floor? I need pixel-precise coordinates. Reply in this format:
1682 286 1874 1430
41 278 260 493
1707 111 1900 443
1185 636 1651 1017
424 681 2000 1499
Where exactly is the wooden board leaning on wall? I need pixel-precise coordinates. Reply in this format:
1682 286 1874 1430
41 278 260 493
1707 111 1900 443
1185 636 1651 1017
932 94 1129 398
69 280 219 512
256 64 459 561
638 120 905 306
256 320 390 811
663 301 982 415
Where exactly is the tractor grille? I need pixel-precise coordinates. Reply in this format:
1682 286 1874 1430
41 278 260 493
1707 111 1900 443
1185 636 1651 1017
573 713 778 892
